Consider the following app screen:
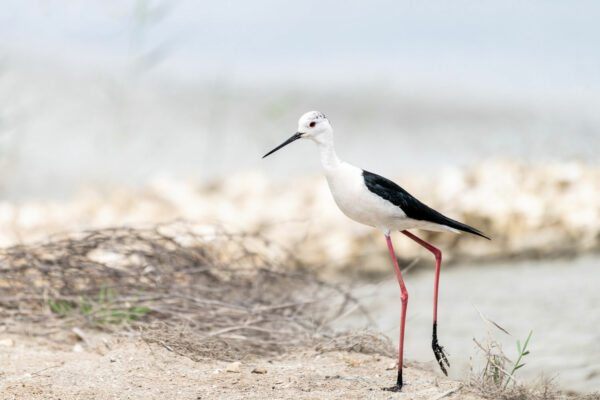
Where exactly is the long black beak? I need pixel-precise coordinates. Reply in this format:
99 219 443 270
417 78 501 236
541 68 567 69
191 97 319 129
262 132 303 158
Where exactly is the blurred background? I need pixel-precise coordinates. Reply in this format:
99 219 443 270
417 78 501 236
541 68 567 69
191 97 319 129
1 0 599 393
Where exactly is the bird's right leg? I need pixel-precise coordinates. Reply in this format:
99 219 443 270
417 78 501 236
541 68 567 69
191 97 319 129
382 234 408 392
401 230 450 376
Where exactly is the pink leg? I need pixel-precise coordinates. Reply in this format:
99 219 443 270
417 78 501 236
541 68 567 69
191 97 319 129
401 230 450 375
383 234 408 392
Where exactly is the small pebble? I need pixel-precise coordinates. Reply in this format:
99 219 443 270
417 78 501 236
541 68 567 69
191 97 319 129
385 362 397 370
226 361 241 373
251 367 267 374
0 338 14 347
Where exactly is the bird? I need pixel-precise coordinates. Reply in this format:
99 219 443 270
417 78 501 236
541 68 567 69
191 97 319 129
262 111 490 392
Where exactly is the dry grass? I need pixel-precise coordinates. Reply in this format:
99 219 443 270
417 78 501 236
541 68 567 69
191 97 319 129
469 309 598 400
1 222 597 398
0 222 363 360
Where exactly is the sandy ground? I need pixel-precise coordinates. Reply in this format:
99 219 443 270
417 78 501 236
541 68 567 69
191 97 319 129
0 332 485 400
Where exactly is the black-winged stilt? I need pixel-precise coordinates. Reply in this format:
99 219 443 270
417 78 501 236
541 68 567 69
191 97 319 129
263 111 490 392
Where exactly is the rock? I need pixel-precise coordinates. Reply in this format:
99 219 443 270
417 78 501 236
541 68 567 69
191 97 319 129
1 160 599 278
226 361 241 373
385 361 397 370
73 343 84 352
72 327 91 346
0 338 14 347
251 367 267 374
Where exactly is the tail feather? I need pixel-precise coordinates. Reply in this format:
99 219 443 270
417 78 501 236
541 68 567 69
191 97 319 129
442 217 490 240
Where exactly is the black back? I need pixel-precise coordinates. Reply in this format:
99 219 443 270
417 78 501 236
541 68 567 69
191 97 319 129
362 170 489 239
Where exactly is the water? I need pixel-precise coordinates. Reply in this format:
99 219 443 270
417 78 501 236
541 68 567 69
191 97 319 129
337 256 600 393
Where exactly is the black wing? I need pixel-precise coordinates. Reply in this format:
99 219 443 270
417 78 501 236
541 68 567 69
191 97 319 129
362 170 490 239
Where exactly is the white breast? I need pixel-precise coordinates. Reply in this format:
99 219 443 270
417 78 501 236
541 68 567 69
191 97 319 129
311 129 457 235
324 162 407 233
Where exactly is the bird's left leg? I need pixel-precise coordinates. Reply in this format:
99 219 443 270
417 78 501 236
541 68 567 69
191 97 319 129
382 234 408 392
401 230 450 376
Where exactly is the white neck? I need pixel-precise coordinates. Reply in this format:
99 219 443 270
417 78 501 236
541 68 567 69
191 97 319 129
314 133 341 171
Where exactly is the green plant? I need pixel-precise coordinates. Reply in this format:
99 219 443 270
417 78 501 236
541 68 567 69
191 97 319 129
48 288 151 326
492 355 502 385
81 288 151 325
473 308 536 390
505 330 533 388
48 299 74 316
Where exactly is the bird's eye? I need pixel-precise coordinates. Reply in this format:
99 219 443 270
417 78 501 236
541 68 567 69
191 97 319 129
309 121 316 127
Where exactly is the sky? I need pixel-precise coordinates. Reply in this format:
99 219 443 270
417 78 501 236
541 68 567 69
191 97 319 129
3 0 600 99
1 1 600 200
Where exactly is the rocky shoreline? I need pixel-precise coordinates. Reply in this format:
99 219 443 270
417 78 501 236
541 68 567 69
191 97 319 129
1 160 597 276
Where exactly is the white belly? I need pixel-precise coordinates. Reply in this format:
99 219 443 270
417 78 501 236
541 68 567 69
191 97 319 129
325 162 407 232
324 162 456 234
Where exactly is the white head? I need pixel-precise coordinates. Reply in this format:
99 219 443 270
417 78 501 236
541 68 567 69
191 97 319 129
263 111 333 158
297 111 332 142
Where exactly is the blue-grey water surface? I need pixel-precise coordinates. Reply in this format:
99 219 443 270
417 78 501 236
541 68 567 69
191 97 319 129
337 255 600 392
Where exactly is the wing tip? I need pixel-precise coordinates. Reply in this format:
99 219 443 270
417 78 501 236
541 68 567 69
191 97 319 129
449 221 491 240
465 227 491 240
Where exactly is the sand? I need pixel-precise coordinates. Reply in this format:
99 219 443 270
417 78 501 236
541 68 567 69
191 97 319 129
0 331 485 400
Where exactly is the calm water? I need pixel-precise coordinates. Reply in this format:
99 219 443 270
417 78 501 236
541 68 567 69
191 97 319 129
337 256 600 393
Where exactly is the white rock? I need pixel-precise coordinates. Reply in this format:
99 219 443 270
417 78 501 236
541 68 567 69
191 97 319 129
226 361 241 373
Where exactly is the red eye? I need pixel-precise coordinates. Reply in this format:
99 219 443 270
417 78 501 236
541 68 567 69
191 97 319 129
309 121 316 127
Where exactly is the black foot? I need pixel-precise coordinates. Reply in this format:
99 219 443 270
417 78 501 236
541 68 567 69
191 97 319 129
382 370 402 392
432 321 450 376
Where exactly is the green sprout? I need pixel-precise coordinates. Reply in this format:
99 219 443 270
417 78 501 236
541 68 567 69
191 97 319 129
505 330 533 388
